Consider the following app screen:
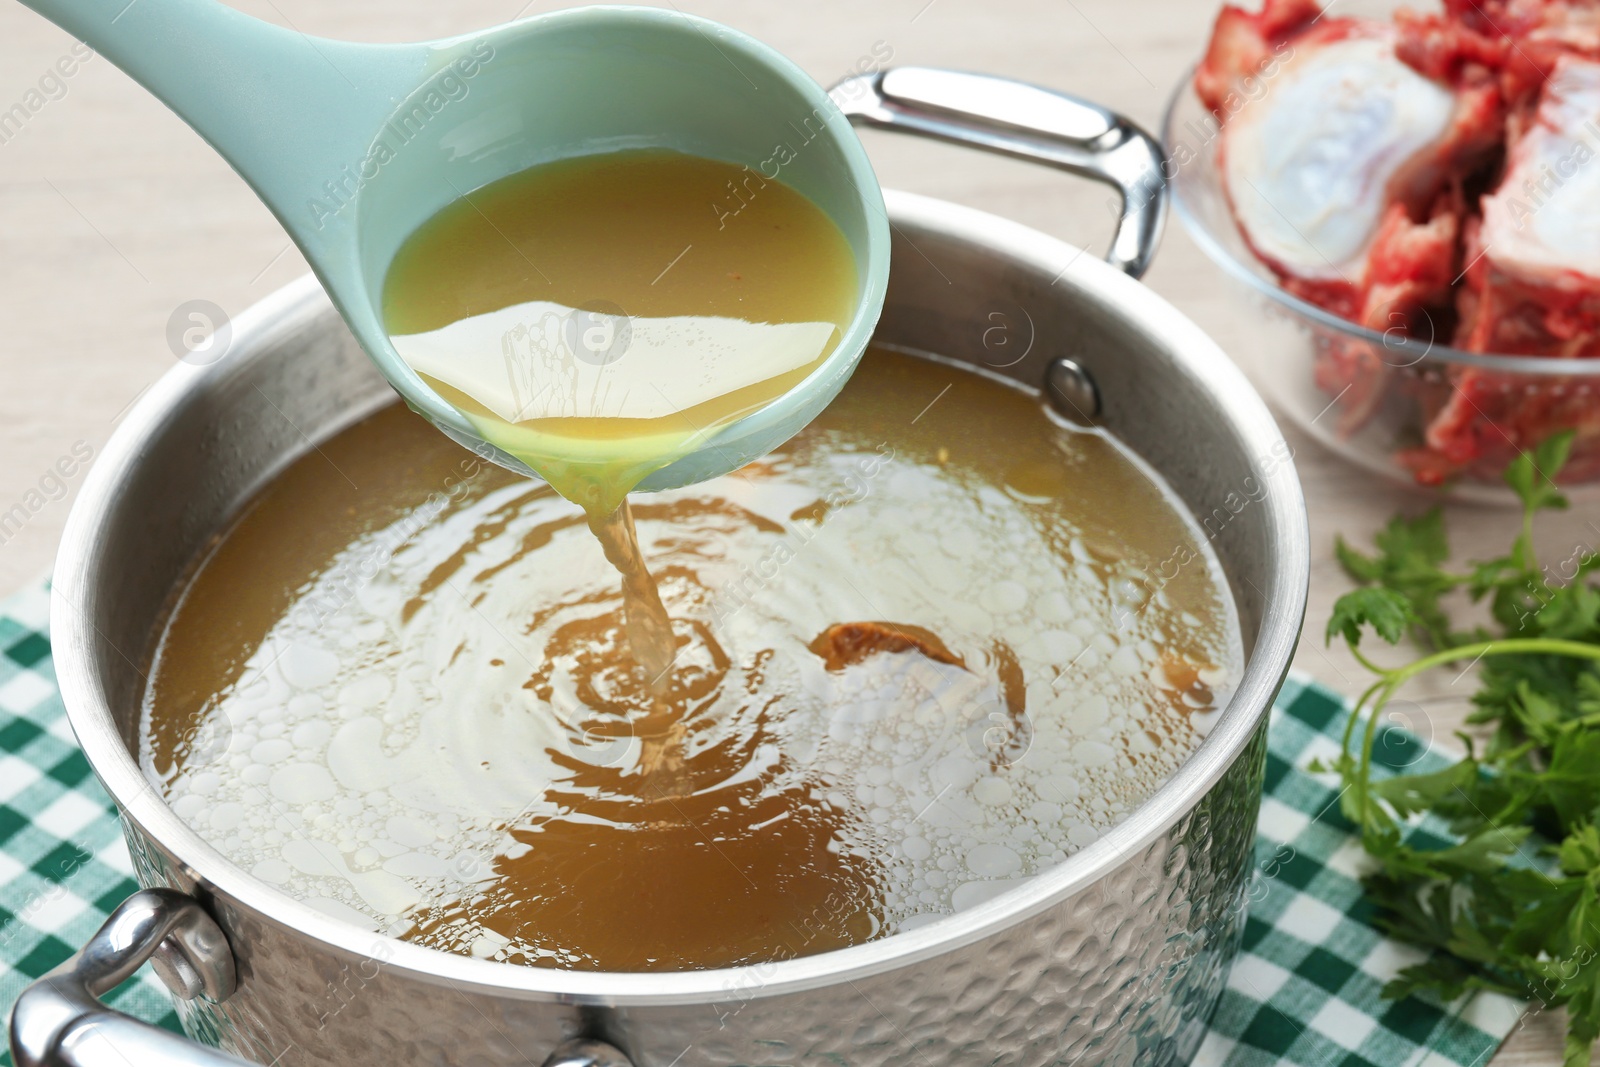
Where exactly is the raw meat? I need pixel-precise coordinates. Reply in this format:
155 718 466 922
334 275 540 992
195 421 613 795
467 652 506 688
1463 55 1600 357
1198 0 1600 486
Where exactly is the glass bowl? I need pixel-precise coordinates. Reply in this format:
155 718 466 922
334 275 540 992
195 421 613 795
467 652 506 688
1162 69 1600 503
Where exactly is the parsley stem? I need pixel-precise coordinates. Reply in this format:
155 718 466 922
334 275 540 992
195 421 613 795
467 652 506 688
1387 638 1600 687
1348 645 1387 676
1347 638 1600 830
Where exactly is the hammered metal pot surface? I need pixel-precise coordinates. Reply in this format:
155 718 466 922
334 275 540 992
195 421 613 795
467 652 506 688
53 190 1308 1067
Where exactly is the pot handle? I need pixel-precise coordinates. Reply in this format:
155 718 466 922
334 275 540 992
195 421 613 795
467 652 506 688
8 888 635 1067
830 67 1167 278
8 888 250 1067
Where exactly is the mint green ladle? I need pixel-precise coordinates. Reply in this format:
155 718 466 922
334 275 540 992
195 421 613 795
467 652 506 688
19 0 892 489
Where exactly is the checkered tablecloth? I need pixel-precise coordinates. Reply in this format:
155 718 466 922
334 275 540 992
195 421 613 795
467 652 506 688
0 580 183 1059
1195 675 1525 1067
0 580 1526 1066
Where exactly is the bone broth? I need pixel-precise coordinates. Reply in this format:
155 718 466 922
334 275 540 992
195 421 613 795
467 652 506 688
142 347 1242 971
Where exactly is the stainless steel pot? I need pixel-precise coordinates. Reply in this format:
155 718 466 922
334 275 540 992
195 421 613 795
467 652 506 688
15 70 1308 1067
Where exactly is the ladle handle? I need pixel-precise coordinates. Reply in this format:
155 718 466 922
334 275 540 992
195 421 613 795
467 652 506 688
16 0 430 253
8 888 638 1067
830 67 1167 278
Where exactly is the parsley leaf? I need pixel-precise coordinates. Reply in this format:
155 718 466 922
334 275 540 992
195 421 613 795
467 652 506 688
1505 430 1574 515
1335 510 1463 646
1328 432 1600 1063
1326 586 1415 647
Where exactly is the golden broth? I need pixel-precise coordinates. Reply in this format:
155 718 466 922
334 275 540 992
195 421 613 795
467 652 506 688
142 349 1242 972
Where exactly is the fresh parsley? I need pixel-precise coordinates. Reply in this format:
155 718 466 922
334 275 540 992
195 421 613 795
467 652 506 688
1325 431 1600 1067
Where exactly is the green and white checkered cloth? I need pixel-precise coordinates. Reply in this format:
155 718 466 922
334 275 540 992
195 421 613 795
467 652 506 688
0 580 1526 1067
1196 675 1525 1067
0 580 183 1061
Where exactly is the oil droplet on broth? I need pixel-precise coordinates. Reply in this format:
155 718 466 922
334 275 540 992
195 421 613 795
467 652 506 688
142 348 1245 972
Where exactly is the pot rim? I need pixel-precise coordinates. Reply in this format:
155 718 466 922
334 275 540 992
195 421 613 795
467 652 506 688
51 188 1309 1006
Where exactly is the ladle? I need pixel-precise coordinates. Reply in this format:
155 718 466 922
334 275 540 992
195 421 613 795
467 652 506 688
19 0 1167 489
